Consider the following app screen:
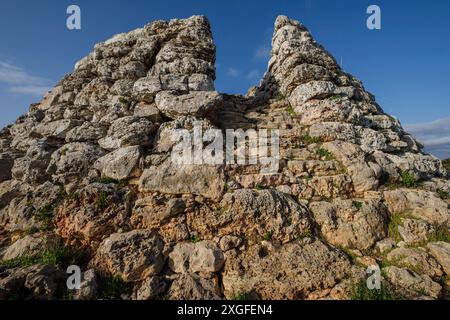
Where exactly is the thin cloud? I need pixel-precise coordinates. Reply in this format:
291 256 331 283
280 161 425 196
226 67 241 77
254 45 271 60
405 117 450 159
0 61 52 97
9 85 51 96
246 69 261 80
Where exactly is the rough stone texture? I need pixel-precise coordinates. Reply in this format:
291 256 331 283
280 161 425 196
139 159 225 201
155 90 223 120
94 146 141 180
427 242 450 274
309 198 388 250
169 241 224 274
93 230 164 282
383 266 442 299
383 189 449 225
222 240 351 299
386 247 443 278
0 14 448 300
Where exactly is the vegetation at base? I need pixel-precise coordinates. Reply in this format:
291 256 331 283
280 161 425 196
400 171 416 188
189 234 200 243
263 231 273 241
98 275 129 300
352 201 363 210
274 93 286 101
99 177 129 188
388 214 404 242
286 105 296 116
427 224 450 243
95 192 110 210
301 134 321 145
316 148 334 160
232 292 250 300
350 280 398 300
436 188 449 200
0 242 87 269
255 184 267 191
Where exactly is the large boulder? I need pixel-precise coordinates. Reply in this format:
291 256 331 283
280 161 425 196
93 230 164 281
155 91 223 119
168 241 224 274
222 240 351 299
139 158 225 201
309 198 388 250
98 116 157 151
383 189 449 225
94 146 141 181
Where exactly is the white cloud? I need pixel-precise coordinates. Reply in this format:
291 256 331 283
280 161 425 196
9 85 51 96
226 67 241 77
0 61 51 97
405 117 450 159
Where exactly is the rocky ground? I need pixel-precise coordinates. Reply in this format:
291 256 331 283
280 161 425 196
0 15 449 300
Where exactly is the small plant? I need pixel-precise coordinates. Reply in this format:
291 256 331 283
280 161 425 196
118 96 128 104
388 214 404 242
316 148 334 160
427 224 450 243
96 192 110 210
99 177 119 184
189 234 200 243
0 243 86 269
263 231 273 241
400 171 416 188
286 105 296 116
99 276 128 300
329 94 342 101
352 201 363 210
274 93 286 101
232 292 250 300
23 227 40 235
300 228 313 238
301 134 321 145
350 280 398 300
35 203 57 230
255 184 267 191
436 188 449 200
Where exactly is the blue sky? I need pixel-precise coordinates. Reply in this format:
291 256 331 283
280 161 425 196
0 0 449 158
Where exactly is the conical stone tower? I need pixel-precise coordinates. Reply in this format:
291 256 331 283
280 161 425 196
0 15 448 300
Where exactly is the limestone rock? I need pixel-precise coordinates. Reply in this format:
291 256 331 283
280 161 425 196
139 158 225 201
383 189 449 225
168 241 224 274
93 230 164 281
222 240 351 299
383 266 441 298
427 242 450 274
309 198 388 250
94 146 141 180
155 90 223 119
98 116 157 151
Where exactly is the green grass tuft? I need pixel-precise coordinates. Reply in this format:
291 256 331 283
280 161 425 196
352 201 363 210
436 188 449 200
98 276 129 300
350 280 398 300
400 171 416 188
95 192 110 210
316 148 334 160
